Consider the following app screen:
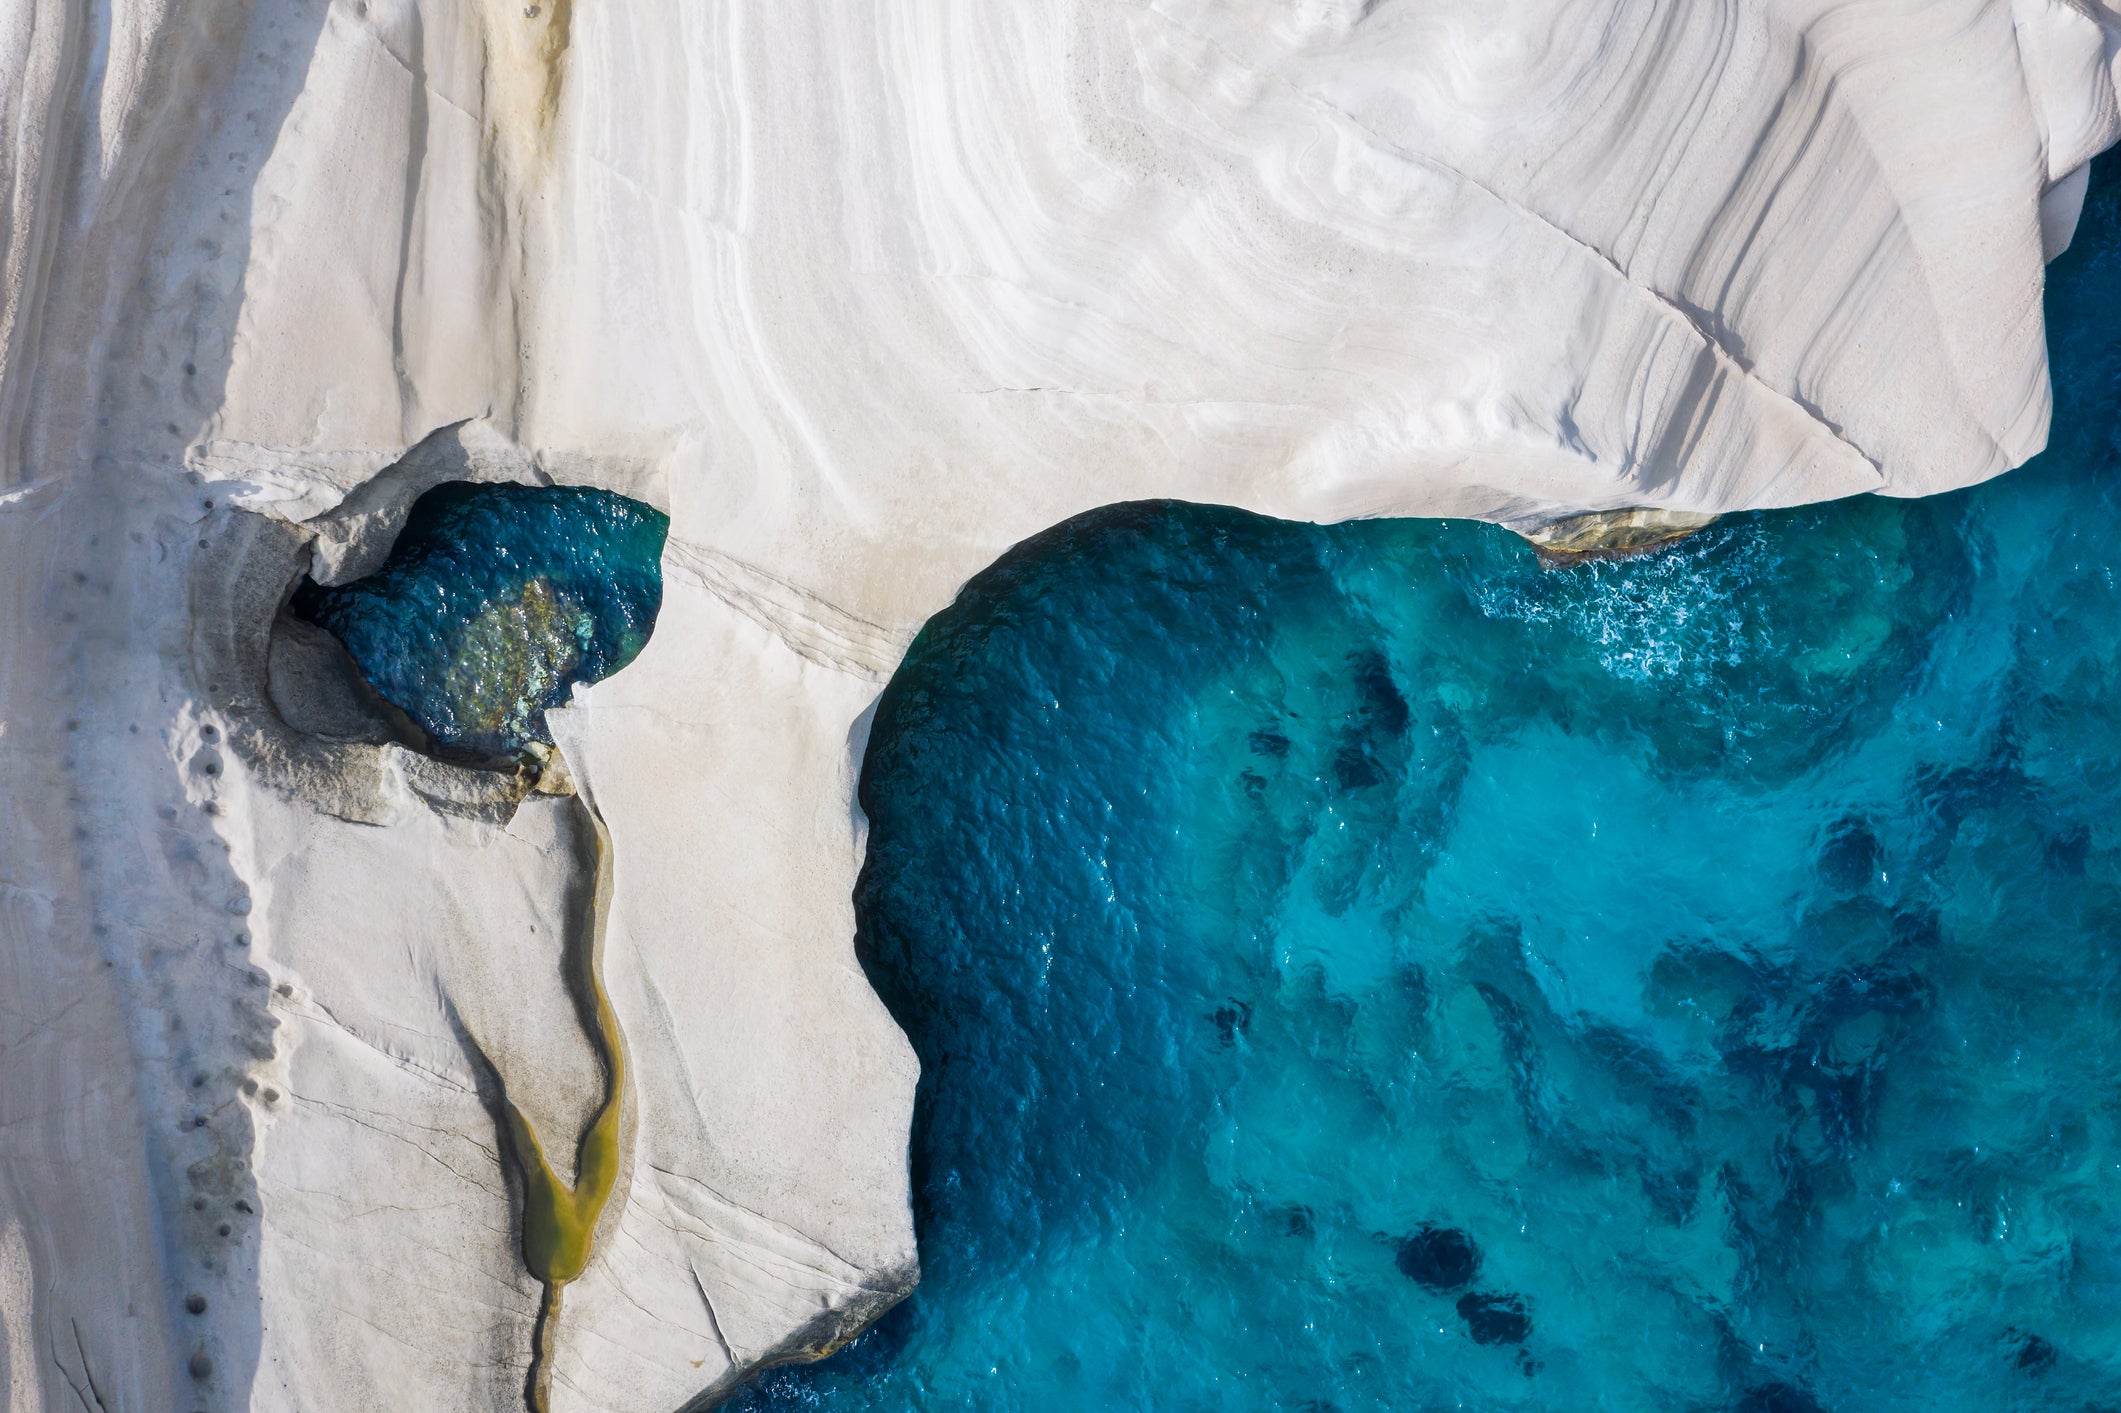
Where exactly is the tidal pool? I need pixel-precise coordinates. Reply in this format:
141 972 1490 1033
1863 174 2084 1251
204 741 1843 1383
291 481 668 759
737 154 2121 1411
290 480 661 1405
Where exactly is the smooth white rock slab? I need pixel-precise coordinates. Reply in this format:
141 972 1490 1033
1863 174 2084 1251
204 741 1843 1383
0 1 2117 1409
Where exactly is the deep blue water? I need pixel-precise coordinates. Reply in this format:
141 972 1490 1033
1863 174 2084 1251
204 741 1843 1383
734 155 2121 1412
291 481 668 758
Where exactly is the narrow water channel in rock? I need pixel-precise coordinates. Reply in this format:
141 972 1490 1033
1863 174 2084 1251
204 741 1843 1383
508 799 629 1413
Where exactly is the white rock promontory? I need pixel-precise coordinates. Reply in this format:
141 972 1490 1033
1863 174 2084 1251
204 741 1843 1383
0 1 2116 1409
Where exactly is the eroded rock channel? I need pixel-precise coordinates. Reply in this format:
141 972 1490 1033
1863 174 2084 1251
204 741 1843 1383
286 479 666 1409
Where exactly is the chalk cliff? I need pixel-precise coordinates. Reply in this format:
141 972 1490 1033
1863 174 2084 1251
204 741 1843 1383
0 1 2116 1408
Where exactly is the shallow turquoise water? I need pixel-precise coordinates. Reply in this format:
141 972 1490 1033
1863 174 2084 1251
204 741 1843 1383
734 156 2121 1411
291 481 667 758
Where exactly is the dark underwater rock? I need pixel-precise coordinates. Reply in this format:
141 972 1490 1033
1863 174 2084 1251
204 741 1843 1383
1817 816 1884 892
1394 1226 1480 1291
1248 726 1291 758
2015 1334 2058 1374
1736 1382 1826 1413
1349 647 1410 737
1454 1291 1530 1346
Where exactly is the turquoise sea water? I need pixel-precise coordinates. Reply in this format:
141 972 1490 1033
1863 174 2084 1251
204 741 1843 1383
291 481 668 758
734 156 2121 1411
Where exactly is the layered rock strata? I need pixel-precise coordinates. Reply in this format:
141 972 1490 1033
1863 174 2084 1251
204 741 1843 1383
1 1 2117 1409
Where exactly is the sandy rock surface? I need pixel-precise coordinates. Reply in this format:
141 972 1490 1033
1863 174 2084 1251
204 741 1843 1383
1 1 2117 1409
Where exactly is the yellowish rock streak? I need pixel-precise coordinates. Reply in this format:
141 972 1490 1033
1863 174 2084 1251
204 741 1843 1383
499 799 626 1412
478 0 573 171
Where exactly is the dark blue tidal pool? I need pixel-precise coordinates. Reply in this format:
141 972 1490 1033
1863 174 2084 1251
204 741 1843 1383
737 155 2121 1411
291 481 668 759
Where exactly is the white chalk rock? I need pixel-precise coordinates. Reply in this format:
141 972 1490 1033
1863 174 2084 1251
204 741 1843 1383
0 1 2115 1409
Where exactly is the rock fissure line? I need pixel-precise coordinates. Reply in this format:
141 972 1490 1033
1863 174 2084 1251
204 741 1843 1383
487 795 627 1413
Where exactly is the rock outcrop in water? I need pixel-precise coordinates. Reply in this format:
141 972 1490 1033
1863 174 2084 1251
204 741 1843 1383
0 2 2117 1408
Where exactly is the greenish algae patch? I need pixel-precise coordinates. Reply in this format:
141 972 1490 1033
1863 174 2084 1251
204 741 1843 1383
497 801 628 1413
1518 506 1720 565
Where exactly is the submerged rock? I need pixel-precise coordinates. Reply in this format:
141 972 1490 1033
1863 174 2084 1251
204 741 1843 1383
1455 1292 1533 1347
2015 1334 2059 1374
1735 1382 1827 1413
1395 1226 1482 1292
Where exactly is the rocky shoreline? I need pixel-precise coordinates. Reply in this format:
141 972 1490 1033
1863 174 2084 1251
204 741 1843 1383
1 2 2117 1408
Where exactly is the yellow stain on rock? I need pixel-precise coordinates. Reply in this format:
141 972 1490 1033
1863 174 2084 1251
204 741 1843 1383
477 0 574 171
